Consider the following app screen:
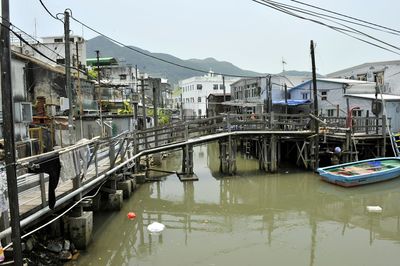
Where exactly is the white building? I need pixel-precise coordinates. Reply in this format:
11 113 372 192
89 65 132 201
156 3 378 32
327 60 400 94
289 78 400 132
228 75 308 113
11 34 87 71
179 71 239 117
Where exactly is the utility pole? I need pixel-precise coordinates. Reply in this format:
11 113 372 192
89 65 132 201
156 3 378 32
75 41 83 139
222 76 226 102
64 10 74 145
180 94 184 120
284 83 288 114
268 75 273 113
95 50 103 137
133 65 138 129
1 0 23 263
141 76 147 131
310 40 319 170
152 79 159 146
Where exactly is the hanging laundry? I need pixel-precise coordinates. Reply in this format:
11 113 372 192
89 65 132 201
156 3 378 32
28 155 61 209
60 145 89 182
0 166 8 212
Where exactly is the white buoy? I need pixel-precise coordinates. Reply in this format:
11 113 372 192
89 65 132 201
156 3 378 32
147 222 165 233
366 206 382 213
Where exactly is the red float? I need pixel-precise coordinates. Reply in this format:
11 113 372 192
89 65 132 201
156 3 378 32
127 212 136 220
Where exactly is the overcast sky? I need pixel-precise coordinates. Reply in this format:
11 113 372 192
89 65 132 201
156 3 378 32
9 0 400 75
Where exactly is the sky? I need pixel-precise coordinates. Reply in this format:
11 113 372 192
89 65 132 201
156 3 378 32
8 0 400 75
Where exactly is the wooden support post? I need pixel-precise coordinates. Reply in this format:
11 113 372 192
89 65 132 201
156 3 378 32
133 133 139 173
260 138 269 171
270 135 277 172
345 131 351 163
181 144 194 175
382 114 387 157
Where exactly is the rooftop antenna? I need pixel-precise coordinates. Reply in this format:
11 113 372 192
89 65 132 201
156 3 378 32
282 57 287 73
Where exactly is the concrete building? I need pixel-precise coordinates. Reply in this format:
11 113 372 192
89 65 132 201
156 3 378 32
227 75 307 113
179 71 239 117
327 60 400 95
289 78 400 132
11 33 87 71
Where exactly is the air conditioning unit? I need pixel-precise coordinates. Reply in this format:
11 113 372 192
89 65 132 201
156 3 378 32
14 102 33 123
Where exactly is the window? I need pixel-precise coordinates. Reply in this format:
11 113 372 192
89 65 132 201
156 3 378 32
198 97 201 103
54 38 63 43
321 91 327 101
352 110 362 117
213 84 219 90
56 58 65 64
198 109 202 116
327 109 335 117
302 93 308 99
197 84 202 90
119 74 127 80
357 74 367 81
191 97 194 103
220 84 225 90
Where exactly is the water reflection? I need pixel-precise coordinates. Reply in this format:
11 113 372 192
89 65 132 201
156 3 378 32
77 143 400 266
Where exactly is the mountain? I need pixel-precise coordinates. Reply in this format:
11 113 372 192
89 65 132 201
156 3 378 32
86 36 263 85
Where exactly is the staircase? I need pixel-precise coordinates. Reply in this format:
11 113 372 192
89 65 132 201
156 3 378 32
392 133 400 157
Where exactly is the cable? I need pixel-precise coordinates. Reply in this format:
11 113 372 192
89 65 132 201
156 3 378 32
38 0 63 23
289 0 400 35
252 0 400 56
1 16 66 62
259 0 400 52
37 0 267 79
265 0 400 36
2 23 88 76
3 180 108 251
70 16 265 79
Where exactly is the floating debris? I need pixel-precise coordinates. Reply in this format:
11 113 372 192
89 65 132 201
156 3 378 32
147 222 165 233
366 206 382 213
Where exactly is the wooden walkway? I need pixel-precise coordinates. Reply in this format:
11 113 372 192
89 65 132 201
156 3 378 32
0 113 388 240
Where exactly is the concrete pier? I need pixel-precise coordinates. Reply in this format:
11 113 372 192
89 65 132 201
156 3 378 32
68 211 93 250
117 180 132 199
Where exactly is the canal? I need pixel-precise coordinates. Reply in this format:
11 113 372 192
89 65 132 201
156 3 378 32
74 143 400 266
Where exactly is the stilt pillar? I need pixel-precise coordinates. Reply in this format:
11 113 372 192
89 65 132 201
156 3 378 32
219 137 236 175
182 144 194 175
270 134 278 172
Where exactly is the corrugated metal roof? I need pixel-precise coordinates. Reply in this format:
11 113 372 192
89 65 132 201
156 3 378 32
345 94 400 101
86 57 118 66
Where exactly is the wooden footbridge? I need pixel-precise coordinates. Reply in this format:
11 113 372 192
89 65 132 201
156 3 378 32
0 113 389 248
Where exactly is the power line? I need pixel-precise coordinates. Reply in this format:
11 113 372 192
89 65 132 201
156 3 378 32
36 0 268 79
259 0 400 52
261 0 400 36
70 16 263 79
1 22 87 76
252 0 400 56
1 15 66 60
289 0 400 35
38 0 63 22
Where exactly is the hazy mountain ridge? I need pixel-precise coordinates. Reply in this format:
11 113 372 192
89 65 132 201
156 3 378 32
86 36 318 85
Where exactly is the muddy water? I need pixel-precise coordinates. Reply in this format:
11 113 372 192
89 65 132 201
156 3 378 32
75 143 400 266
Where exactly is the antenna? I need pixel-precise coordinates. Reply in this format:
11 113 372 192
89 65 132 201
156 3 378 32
282 57 287 73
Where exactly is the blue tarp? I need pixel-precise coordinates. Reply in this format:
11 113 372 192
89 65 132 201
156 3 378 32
272 99 312 106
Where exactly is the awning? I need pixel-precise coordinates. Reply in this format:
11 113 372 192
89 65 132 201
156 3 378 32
345 93 400 101
221 99 311 107
273 99 312 106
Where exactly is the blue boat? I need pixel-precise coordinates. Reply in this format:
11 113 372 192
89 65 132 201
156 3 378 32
317 157 400 187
